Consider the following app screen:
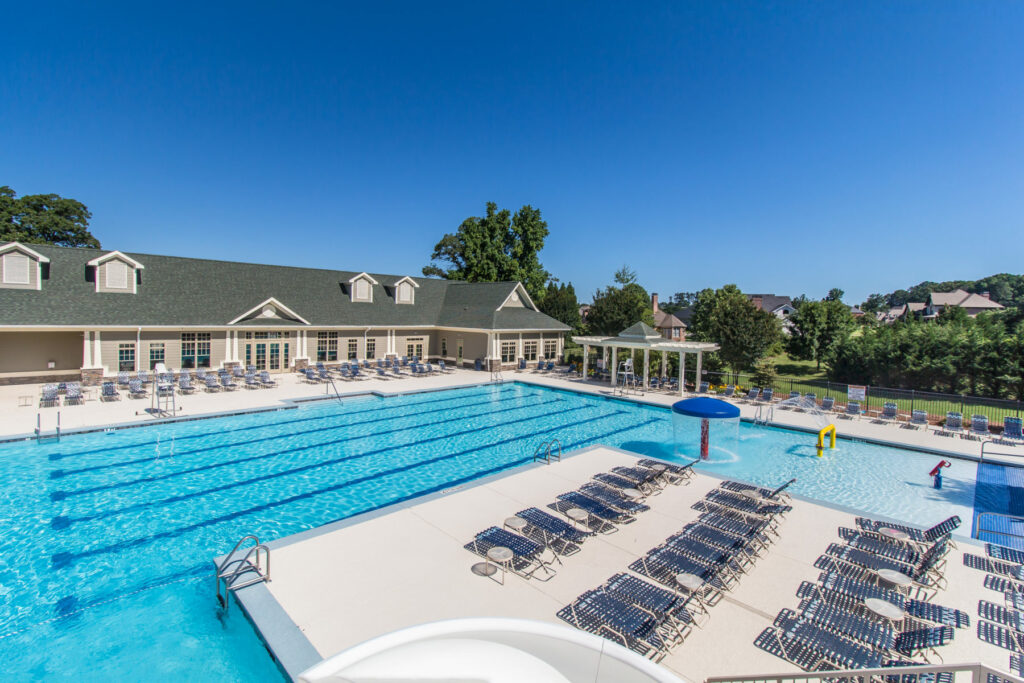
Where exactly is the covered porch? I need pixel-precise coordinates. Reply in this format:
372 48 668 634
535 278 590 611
572 322 719 396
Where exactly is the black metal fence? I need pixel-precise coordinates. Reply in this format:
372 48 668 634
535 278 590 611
704 371 1023 426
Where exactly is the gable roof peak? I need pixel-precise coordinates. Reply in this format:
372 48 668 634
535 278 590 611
0 241 51 263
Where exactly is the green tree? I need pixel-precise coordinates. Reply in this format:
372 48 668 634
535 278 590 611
585 267 654 336
786 299 856 370
539 282 582 337
689 285 780 373
825 287 845 302
659 291 697 315
860 293 889 314
0 186 99 247
422 201 550 301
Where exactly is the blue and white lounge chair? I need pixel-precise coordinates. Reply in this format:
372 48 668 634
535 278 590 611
117 371 131 389
244 372 260 389
787 390 800 401
303 368 320 383
878 402 899 423
969 414 990 439
515 507 593 556
233 366 245 378
744 388 760 402
909 409 928 430
579 483 650 514
259 371 277 388
178 375 196 394
843 401 861 419
855 515 960 546
101 381 120 401
939 412 963 437
464 526 555 579
1004 417 1024 444
557 588 671 657
129 378 148 398
820 396 835 411
552 491 633 526
220 375 238 391
63 382 83 406
203 376 220 393
137 370 152 385
439 360 453 373
517 358 526 371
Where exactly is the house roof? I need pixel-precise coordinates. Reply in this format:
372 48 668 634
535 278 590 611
0 244 569 331
747 294 793 313
927 289 1003 311
618 322 661 339
653 310 686 329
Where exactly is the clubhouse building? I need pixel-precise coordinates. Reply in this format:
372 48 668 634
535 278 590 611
0 242 569 385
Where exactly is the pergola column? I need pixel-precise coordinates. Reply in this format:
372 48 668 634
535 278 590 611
611 347 617 385
643 348 649 389
92 331 102 370
581 344 589 380
660 350 667 380
678 351 685 396
695 350 703 393
82 331 92 368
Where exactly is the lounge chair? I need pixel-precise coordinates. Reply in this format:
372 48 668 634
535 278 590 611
517 358 526 371
464 526 555 579
800 573 906 610
116 371 131 389
893 625 954 662
878 402 899 423
233 366 245 378
721 385 735 398
660 535 743 578
629 545 726 592
101 381 120 401
63 382 84 406
129 378 148 398
843 401 861 419
804 392 816 406
220 375 238 391
602 572 694 634
246 364 256 373
178 375 196 395
721 478 797 503
968 414 990 439
836 528 933 565
203 376 220 393
787 390 800 402
244 372 260 389
697 381 709 394
769 609 883 669
439 360 454 373
303 368 320 383
552 491 633 525
557 588 672 658
797 598 896 650
1003 417 1024 444
744 388 760 402
701 489 792 519
855 515 960 545
822 542 946 596
637 458 696 485
515 507 593 555
259 371 277 388
579 483 650 514
610 466 663 490
137 370 152 385
938 412 963 437
594 472 655 496
760 388 774 403
908 409 928 429
820 396 835 411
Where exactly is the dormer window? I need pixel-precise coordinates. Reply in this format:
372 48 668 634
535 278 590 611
87 251 145 294
0 242 49 290
393 276 418 305
348 272 378 303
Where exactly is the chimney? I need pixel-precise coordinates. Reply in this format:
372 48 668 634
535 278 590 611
651 293 659 313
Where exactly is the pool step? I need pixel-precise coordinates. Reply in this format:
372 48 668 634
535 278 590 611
215 534 271 611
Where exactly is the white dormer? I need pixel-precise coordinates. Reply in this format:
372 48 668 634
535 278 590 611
0 242 49 291
348 272 378 303
86 251 145 294
394 276 419 305
228 297 310 325
497 283 537 311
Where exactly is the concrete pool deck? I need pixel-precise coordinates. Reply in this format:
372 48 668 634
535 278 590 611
234 446 1012 682
2 370 1019 467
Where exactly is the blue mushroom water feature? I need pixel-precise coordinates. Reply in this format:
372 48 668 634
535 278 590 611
671 397 740 461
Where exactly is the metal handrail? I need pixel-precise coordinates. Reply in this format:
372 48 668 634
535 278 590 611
976 511 1024 543
981 439 1020 463
216 535 270 611
217 534 261 575
704 661 1021 683
532 438 563 464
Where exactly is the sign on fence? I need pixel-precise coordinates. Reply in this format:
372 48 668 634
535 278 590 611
848 385 867 402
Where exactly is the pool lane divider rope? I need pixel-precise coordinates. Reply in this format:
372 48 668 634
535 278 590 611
50 410 660 570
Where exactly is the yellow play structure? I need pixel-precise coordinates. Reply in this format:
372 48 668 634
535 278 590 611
816 424 837 457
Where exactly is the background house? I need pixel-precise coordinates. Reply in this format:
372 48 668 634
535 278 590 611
651 293 686 340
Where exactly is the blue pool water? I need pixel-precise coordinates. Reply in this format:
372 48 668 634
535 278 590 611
0 382 988 678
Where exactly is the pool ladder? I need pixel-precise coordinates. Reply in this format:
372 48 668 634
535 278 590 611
533 438 562 464
216 534 271 612
753 404 774 425
34 411 61 442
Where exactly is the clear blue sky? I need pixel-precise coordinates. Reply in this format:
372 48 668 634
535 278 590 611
2 2 1021 305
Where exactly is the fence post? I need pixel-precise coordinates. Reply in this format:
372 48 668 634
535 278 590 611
910 389 915 416
961 394 966 417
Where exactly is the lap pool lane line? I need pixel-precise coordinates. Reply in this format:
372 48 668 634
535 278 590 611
50 408 660 570
49 391 550 499
43 412 663 624
50 397 583 531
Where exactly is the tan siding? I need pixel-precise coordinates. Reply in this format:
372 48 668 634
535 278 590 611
0 332 81 373
101 331 138 373
458 332 488 365
96 258 136 294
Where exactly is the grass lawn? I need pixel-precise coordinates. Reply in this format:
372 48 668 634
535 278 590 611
764 353 826 380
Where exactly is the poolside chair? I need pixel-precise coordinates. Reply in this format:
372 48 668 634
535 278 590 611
877 402 899 423
63 382 83 406
769 609 883 669
843 401 861 419
100 381 120 401
517 358 526 371
303 368 320 384
178 375 196 395
439 360 454 373
638 458 696 485
244 372 260 389
968 414 990 439
836 528 933 566
908 409 929 430
594 472 656 496
660 534 744 579
557 588 672 658
938 412 963 437
759 388 774 403
116 371 131 389
545 361 555 371
610 465 663 490
701 488 792 519
721 385 735 398
1003 417 1024 444
196 369 207 381
220 374 238 391
796 598 896 651
602 572 695 638
893 625 954 662
787 390 801 403
855 516 961 546
804 392 816 405
233 366 245 378
820 396 835 412
744 388 760 402
551 491 633 527
375 367 390 379
629 545 727 593
579 482 650 514
203 376 220 393
259 371 277 388
720 478 797 503
464 526 555 579
129 378 148 398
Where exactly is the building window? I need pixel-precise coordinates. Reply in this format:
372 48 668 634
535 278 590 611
149 343 165 369
523 341 538 361
181 332 211 368
283 342 290 368
347 339 358 360
397 281 414 304
440 337 447 358
317 331 338 361
406 337 424 359
118 343 136 372
354 278 370 301
543 340 557 359
106 260 129 289
501 341 516 363
2 252 30 284
366 339 376 359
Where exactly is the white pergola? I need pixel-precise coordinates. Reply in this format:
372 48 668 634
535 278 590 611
573 322 719 396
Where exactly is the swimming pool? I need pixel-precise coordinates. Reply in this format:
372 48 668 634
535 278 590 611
0 382 984 678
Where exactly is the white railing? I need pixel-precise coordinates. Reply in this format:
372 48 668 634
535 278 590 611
705 662 1021 683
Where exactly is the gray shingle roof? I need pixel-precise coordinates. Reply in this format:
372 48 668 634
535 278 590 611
0 244 569 331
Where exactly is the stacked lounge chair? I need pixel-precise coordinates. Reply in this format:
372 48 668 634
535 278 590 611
101 381 121 401
64 382 84 406
259 371 277 388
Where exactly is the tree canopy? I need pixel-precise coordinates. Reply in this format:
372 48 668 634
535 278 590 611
786 298 855 370
0 186 99 247
539 282 582 336
422 201 550 301
585 266 654 336
689 284 781 373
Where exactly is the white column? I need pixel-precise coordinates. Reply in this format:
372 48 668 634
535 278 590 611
582 344 589 379
611 347 618 385
643 348 649 389
224 331 232 363
92 331 102 370
518 332 523 361
82 332 92 368
695 351 703 393
232 331 239 362
660 350 667 379
678 351 685 396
